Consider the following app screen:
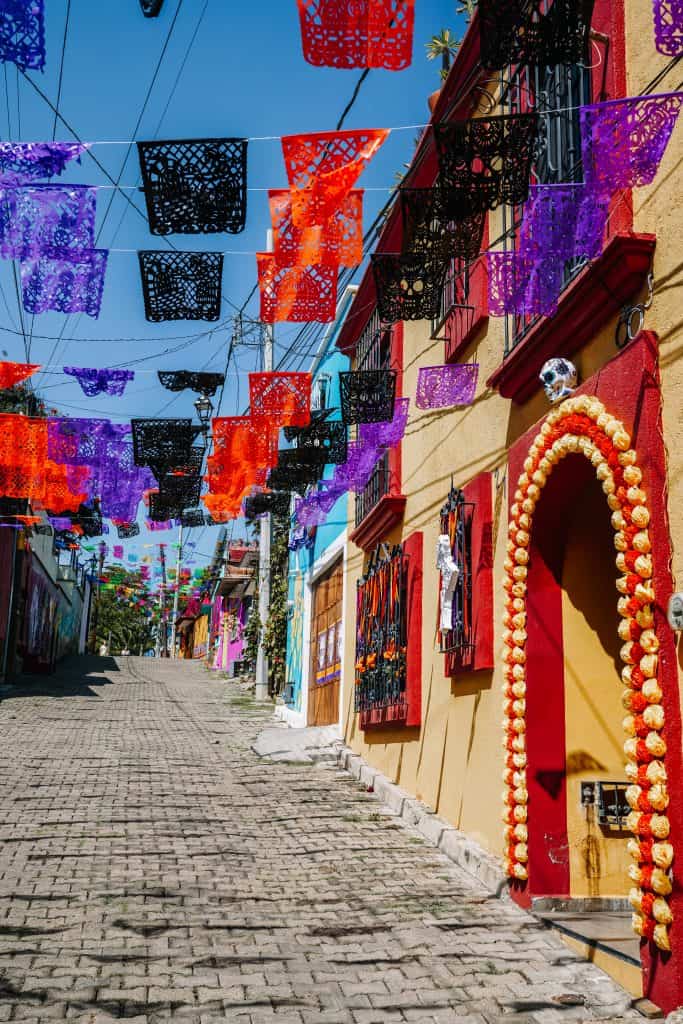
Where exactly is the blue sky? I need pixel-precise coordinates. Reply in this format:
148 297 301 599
1 0 464 567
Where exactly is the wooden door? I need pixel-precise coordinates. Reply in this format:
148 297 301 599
307 557 343 726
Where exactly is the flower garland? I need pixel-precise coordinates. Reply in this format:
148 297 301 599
501 394 673 951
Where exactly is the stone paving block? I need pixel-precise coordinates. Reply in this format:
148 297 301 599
0 656 645 1024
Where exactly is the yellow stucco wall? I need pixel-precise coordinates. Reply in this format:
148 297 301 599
341 0 683 866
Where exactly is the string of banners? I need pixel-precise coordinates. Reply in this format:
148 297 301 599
0 2 679 77
1 91 676 326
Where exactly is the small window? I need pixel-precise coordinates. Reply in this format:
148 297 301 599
311 374 331 411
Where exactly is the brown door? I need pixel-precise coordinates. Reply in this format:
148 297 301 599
307 557 343 726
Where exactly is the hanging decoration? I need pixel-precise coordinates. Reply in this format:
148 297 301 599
478 0 595 70
415 363 479 410
283 407 332 442
113 545 124 559
372 252 448 323
281 128 389 227
518 184 608 261
157 370 225 395
355 543 407 719
0 184 97 260
137 138 248 235
400 189 485 264
340 369 397 424
289 419 348 465
131 418 202 478
487 252 563 318
180 509 205 528
580 93 683 197
0 0 45 72
269 189 363 268
20 247 108 318
116 522 140 539
296 0 415 70
211 415 278 480
140 0 165 14
653 0 683 55
0 142 88 183
244 491 292 519
333 440 382 492
0 360 39 389
359 396 410 448
63 367 134 397
434 113 539 218
501 395 672 952
157 472 202 511
138 250 223 322
257 255 338 323
249 372 312 428
267 452 323 494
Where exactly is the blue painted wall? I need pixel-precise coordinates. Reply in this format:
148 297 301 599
284 291 353 712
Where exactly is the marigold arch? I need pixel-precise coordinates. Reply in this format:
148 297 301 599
501 394 673 951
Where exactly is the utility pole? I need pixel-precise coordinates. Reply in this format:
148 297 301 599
158 543 168 658
88 543 106 654
169 523 184 659
255 232 273 701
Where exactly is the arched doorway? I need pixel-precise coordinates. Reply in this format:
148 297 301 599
502 396 673 955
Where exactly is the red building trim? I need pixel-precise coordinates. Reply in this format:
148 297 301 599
487 232 656 403
404 530 423 728
445 472 495 676
506 332 683 1013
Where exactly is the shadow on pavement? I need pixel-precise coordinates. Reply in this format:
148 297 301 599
3 655 119 699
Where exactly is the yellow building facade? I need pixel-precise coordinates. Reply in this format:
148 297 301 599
337 1 683 1011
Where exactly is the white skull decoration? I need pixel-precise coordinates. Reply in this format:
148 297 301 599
539 358 578 404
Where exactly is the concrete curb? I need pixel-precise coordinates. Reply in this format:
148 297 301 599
336 744 509 898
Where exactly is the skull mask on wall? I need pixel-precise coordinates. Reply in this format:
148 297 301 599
539 357 578 404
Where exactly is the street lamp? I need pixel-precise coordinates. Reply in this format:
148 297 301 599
194 393 214 430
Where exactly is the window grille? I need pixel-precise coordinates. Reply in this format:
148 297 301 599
438 487 475 656
354 310 393 526
504 43 592 354
354 543 407 717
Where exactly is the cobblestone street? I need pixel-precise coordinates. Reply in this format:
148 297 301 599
0 657 643 1024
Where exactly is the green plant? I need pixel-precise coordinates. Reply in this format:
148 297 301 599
425 28 461 81
262 524 289 696
456 0 477 21
243 592 260 670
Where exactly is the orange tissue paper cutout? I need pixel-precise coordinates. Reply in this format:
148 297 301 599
269 189 364 268
281 128 389 227
212 416 279 472
256 255 338 323
0 361 40 390
249 371 312 428
296 0 416 71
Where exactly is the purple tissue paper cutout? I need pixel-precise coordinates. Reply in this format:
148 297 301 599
148 519 173 532
0 185 96 260
0 0 45 72
48 516 72 531
519 184 609 262
487 252 563 318
20 247 108 318
416 364 479 410
0 142 88 183
63 367 134 397
359 398 410 448
653 0 683 56
580 92 683 197
47 419 153 523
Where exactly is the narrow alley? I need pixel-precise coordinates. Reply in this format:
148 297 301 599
0 658 641 1023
